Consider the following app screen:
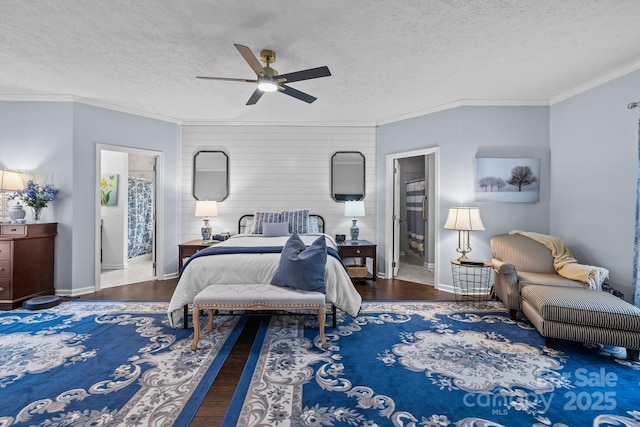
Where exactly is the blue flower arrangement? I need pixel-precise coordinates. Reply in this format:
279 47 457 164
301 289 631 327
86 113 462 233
12 180 59 209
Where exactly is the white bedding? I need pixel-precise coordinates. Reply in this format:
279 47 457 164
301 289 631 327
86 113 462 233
167 233 362 327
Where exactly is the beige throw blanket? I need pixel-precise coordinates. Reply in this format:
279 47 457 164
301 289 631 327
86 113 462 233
509 230 608 290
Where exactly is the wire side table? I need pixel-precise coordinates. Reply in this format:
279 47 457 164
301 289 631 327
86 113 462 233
450 260 493 302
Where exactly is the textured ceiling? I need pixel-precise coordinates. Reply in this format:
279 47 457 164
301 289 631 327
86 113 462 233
2 1 640 124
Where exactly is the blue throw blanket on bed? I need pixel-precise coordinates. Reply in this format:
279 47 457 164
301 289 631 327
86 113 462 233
180 245 343 277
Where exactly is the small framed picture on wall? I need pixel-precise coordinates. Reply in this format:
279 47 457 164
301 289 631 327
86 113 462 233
101 173 119 206
475 158 540 203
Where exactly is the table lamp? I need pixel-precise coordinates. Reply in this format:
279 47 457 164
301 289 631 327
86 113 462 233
195 200 218 243
344 200 365 241
0 170 24 223
443 207 485 261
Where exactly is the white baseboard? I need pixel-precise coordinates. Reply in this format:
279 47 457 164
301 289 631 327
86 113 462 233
435 283 455 294
101 262 129 270
55 285 96 297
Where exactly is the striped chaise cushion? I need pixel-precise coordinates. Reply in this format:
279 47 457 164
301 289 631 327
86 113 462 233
522 285 640 332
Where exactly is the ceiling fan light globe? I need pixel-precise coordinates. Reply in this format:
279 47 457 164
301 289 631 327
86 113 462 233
258 80 278 92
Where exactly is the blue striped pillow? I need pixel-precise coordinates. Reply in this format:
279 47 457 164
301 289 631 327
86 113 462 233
253 212 282 234
281 210 310 234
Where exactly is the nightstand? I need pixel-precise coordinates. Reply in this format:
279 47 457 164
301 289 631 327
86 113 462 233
178 240 217 271
337 240 377 283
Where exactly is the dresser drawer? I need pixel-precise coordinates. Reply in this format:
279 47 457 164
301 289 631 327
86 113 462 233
0 259 10 278
0 242 10 259
339 245 375 258
0 279 11 299
1 225 26 236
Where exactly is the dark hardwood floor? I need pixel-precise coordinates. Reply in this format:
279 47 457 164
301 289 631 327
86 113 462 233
78 278 451 426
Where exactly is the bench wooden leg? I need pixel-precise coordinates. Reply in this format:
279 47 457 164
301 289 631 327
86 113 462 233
191 306 201 351
207 309 214 331
318 307 326 349
627 349 639 362
509 309 517 320
545 337 554 348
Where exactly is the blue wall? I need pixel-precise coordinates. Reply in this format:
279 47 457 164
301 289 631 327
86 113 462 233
380 68 640 301
551 69 640 300
0 101 180 294
72 103 180 291
0 101 74 289
379 106 551 288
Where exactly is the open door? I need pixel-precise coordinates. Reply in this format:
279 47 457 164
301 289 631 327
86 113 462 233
385 148 439 286
392 159 401 277
96 145 162 291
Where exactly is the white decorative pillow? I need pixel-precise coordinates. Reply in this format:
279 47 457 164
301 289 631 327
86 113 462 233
263 222 290 237
244 220 254 234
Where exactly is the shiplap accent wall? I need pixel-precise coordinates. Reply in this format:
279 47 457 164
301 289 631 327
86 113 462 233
180 125 378 245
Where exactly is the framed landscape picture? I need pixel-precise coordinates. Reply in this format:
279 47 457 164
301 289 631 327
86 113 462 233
475 158 540 203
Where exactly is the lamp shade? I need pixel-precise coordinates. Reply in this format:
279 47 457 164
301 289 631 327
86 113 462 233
195 200 218 217
0 170 23 191
344 200 365 217
443 207 485 231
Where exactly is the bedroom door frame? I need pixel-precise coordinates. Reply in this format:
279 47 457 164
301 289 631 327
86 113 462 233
385 147 440 288
94 144 164 291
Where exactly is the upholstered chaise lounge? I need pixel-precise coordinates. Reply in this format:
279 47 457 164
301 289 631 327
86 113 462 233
490 232 607 320
490 232 640 360
521 285 640 361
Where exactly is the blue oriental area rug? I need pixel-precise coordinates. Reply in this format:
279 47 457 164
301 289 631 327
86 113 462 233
223 301 640 427
0 301 245 426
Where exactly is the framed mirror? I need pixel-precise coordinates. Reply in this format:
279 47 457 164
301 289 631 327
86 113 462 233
193 150 229 201
331 151 365 201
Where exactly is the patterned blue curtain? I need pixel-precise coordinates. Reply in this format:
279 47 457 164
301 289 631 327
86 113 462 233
635 115 640 307
128 177 153 258
406 180 425 257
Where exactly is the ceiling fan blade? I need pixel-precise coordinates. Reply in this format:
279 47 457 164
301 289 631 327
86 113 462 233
246 89 265 105
234 44 267 77
277 66 331 84
279 84 317 103
196 76 257 83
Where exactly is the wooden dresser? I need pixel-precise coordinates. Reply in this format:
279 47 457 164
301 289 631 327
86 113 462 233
0 222 57 310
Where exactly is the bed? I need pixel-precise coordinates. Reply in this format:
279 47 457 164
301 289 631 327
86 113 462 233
167 212 362 328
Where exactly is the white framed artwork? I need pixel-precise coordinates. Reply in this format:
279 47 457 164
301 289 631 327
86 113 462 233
475 157 540 203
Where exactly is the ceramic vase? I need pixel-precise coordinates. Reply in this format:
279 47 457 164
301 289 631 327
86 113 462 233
9 203 26 223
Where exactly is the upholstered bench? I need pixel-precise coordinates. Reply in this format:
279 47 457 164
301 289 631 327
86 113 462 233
521 285 640 361
190 283 326 350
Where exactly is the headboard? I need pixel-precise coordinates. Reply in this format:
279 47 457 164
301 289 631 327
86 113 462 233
238 214 325 234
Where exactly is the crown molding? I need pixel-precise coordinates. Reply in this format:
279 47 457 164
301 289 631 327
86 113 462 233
550 60 640 105
0 94 75 102
72 96 182 124
0 94 183 124
180 119 377 127
377 98 550 125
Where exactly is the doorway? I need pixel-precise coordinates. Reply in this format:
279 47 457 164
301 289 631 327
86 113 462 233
95 145 161 290
385 148 439 287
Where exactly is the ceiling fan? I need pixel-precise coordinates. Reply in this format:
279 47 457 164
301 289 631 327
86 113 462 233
197 44 331 105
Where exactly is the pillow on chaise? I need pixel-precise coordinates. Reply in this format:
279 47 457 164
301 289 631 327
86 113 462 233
271 233 327 293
